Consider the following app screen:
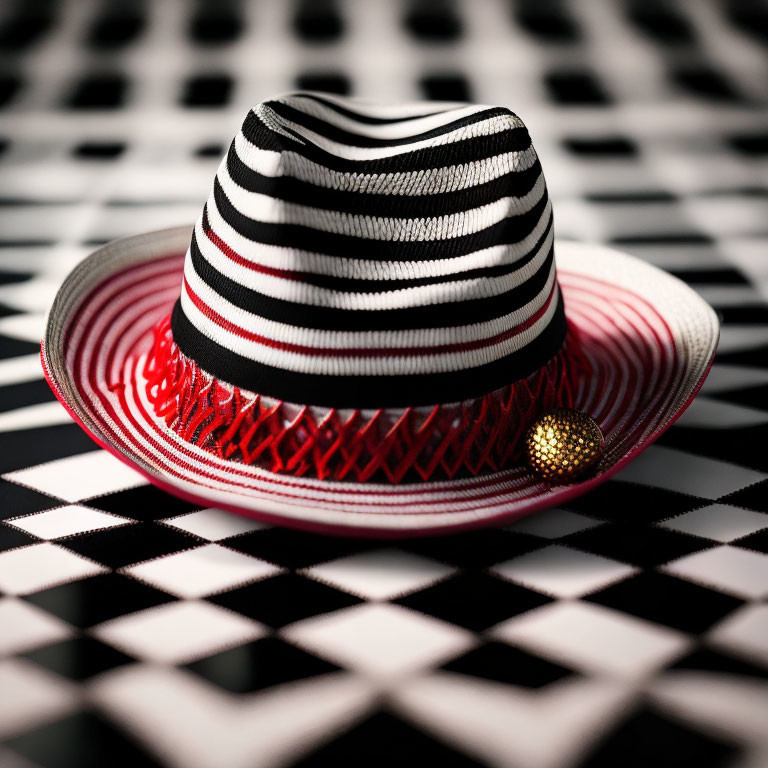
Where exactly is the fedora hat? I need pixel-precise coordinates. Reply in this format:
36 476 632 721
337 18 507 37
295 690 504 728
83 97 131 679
41 93 718 536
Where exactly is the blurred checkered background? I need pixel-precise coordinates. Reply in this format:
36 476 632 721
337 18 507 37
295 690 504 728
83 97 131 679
0 0 767 766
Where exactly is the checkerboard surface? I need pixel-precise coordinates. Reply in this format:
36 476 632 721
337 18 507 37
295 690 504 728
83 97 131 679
1 0 767 766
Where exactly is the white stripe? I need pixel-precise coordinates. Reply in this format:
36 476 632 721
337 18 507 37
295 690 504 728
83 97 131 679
179 270 559 376
277 99 501 140
183 253 556 349
205 194 553 281
252 107 523 161
233 131 538 192
217 160 546 242
193 216 555 309
288 92 471 120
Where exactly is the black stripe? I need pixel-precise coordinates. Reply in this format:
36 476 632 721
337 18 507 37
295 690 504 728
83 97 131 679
212 178 550 262
170 296 568 408
292 93 452 125
226 142 544 218
289 215 553 293
240 110 532 173
265 101 513 148
199 208 553 294
189 230 556 330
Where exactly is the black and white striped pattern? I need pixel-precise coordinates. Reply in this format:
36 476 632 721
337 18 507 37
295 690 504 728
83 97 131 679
170 93 566 408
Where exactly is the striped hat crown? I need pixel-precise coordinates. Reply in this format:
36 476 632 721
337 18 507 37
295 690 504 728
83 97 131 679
170 92 565 410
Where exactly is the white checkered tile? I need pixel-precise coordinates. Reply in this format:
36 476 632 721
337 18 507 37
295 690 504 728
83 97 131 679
505 508 601 539
0 659 78 739
618 446 768 499
0 543 106 595
0 599 72 655
613 446 767 499
709 604 768 666
677 397 768 429
494 602 690 678
284 603 474 678
93 600 265 665
3 451 146 503
304 549 455 600
394 673 633 768
660 504 768 542
91 664 376 768
663 546 768 600
123 544 281 598
650 674 768 749
7 505 131 540
161 509 268 541
492 545 636 598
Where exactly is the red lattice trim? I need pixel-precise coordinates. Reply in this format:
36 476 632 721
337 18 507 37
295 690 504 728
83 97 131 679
143 315 588 483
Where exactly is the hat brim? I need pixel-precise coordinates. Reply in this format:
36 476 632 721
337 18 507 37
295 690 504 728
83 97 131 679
41 226 718 538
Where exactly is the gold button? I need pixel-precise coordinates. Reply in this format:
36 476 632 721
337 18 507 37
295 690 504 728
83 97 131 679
525 408 603 484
